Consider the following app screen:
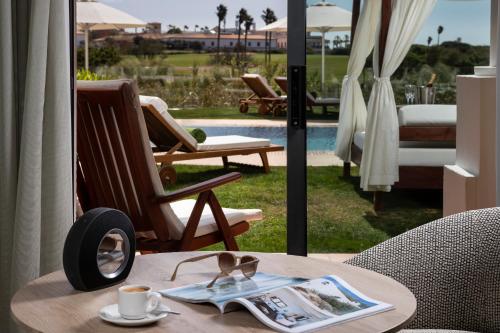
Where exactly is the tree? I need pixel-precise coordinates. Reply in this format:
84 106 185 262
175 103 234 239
244 15 254 56
427 36 433 47
437 25 444 46
195 24 199 32
167 25 182 34
236 8 249 64
216 4 228 56
261 8 277 64
343 34 350 48
184 25 189 31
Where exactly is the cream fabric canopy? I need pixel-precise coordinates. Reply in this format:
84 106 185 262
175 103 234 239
360 0 437 192
77 0 146 69
335 0 381 162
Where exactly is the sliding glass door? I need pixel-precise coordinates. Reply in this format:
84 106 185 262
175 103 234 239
287 0 307 256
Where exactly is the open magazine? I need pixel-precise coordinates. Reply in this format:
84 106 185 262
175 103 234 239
160 273 394 333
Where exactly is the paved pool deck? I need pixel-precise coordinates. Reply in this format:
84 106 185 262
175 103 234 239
175 119 345 167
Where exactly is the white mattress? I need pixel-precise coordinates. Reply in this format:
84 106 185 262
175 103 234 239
353 132 456 167
197 135 271 151
170 199 262 238
398 104 456 127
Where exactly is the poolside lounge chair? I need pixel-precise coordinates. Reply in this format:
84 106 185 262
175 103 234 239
77 79 262 252
345 104 457 210
347 207 500 332
140 95 284 185
274 76 340 113
239 74 287 116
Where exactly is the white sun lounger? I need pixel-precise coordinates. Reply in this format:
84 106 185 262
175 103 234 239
139 96 284 184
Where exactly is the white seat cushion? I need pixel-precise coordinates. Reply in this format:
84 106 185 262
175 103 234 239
353 132 456 167
398 104 456 126
197 135 271 151
169 199 262 238
139 95 199 150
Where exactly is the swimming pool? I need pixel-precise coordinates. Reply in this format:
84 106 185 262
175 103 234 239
200 126 338 151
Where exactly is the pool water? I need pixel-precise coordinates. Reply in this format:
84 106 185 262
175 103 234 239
200 126 337 152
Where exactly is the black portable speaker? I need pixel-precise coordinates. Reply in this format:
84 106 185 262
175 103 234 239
63 208 136 291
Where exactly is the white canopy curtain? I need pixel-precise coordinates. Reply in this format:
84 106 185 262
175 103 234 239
0 0 73 330
335 0 381 162
360 0 436 192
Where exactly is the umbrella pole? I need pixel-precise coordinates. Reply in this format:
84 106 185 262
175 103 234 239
85 28 89 70
321 31 326 96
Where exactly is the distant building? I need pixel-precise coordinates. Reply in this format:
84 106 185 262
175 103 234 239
94 32 278 51
146 22 162 34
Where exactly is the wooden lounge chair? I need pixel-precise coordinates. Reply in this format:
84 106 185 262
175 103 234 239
140 96 284 185
345 104 457 210
239 74 287 116
274 76 340 113
76 79 262 252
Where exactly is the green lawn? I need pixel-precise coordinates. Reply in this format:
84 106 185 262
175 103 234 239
169 106 339 120
158 52 348 79
168 165 442 253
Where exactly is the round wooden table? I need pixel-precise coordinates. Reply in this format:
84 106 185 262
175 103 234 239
11 252 416 333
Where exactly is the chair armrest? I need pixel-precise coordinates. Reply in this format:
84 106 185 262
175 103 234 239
154 172 242 203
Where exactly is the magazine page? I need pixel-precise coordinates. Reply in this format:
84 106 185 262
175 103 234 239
230 275 394 333
160 272 307 312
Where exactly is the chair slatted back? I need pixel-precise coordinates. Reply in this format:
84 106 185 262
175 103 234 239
77 80 170 240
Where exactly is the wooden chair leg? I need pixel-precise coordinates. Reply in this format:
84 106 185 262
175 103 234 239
179 192 210 251
374 191 383 211
222 156 229 170
259 152 271 173
343 162 351 177
207 191 239 251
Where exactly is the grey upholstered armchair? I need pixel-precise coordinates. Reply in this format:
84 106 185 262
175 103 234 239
346 208 500 333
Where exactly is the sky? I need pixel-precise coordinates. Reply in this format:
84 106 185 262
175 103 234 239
100 0 491 46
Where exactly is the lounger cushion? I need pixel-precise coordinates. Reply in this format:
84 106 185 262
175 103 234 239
139 95 199 150
398 105 456 127
242 74 279 98
168 199 262 239
196 135 271 151
354 132 456 167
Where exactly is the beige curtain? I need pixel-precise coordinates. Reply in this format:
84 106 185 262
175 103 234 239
335 0 381 162
360 0 436 192
0 0 73 330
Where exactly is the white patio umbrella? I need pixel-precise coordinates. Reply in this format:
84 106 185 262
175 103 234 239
259 1 351 94
77 0 146 69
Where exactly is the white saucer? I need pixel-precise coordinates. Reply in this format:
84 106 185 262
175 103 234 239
99 303 168 327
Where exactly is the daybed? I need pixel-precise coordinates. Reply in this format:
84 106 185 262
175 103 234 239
344 104 457 209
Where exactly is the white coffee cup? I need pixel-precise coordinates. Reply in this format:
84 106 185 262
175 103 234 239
118 285 162 320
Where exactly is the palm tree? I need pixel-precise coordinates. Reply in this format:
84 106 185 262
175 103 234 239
427 36 433 47
437 25 444 46
244 15 254 57
184 25 189 32
261 8 277 64
194 24 199 32
216 4 228 56
236 8 249 64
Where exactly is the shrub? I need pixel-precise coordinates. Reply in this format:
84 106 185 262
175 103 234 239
76 69 109 81
77 46 121 70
